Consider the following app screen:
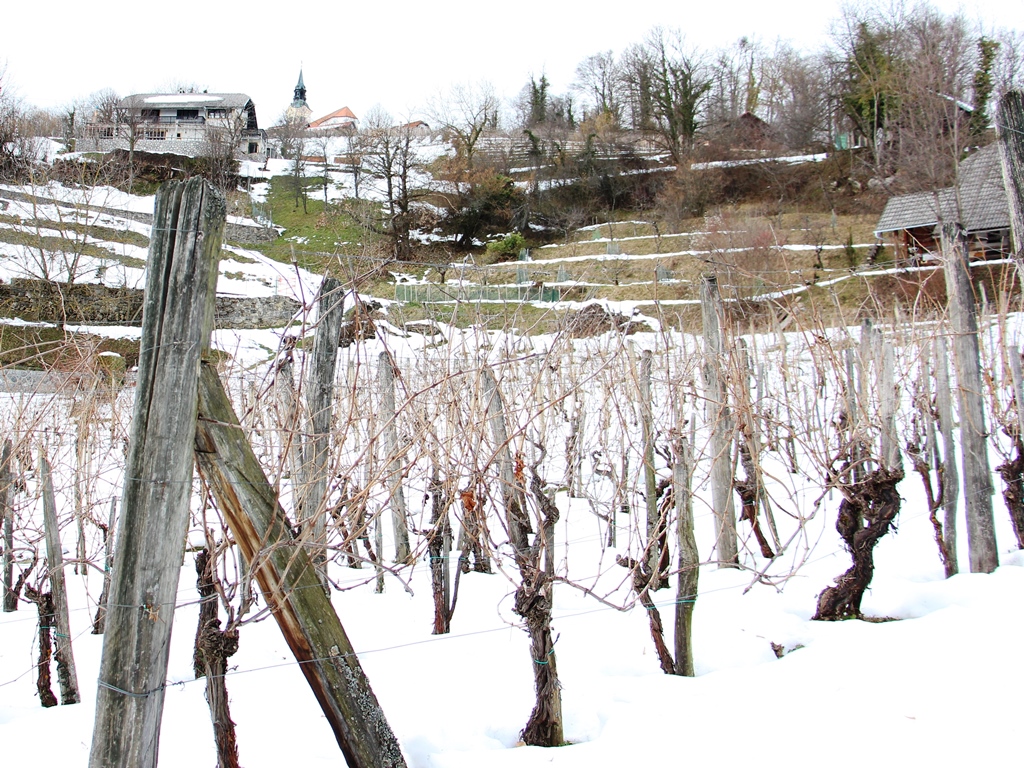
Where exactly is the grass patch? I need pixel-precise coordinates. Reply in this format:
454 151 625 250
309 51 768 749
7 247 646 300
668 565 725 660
243 176 379 271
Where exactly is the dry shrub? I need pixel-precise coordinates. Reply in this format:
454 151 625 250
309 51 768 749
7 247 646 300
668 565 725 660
562 304 645 338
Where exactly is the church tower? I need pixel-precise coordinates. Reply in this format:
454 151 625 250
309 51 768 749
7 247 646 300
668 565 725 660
285 68 312 125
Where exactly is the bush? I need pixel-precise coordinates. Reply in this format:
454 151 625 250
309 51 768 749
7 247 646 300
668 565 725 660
485 232 527 262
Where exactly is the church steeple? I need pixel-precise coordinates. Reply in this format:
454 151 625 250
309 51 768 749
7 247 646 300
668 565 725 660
292 69 308 108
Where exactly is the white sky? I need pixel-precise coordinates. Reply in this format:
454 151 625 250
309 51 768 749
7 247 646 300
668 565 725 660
3 0 1021 126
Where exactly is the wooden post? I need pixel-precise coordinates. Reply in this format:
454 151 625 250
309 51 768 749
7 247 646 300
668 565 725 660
997 91 1024 255
40 452 80 704
1 438 14 612
302 276 345 575
90 177 225 768
378 351 411 562
195 361 407 768
700 275 738 566
941 224 998 573
673 433 698 677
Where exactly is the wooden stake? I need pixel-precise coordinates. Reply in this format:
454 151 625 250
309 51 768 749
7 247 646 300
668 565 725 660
379 351 411 562
997 91 1024 255
941 224 998 573
700 274 738 566
302 276 345 577
195 361 406 768
40 452 79 704
1 439 14 612
90 177 225 768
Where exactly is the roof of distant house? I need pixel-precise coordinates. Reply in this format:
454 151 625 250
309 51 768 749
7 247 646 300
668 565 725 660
309 107 358 129
118 93 255 110
874 143 1009 236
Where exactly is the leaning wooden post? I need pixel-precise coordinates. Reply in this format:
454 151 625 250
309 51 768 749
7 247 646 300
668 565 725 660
90 177 224 768
941 224 998 573
1 438 14 612
302 276 345 576
379 351 411 562
40 451 80 704
194 362 407 768
997 91 1024 256
700 274 738 566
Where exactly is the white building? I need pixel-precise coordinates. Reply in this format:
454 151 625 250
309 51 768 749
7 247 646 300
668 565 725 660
81 92 267 158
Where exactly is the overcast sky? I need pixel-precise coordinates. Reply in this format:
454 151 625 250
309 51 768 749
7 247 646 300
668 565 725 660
3 0 1021 126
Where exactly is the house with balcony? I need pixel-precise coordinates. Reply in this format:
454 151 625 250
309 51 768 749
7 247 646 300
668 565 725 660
81 92 267 159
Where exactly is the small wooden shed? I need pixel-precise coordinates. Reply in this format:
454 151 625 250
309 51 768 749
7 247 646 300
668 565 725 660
874 143 1011 262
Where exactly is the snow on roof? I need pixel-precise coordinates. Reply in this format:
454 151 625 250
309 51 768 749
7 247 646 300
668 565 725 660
121 93 254 109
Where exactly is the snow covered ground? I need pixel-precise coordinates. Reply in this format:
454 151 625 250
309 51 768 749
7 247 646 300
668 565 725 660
0 313 1022 768
0 174 1021 768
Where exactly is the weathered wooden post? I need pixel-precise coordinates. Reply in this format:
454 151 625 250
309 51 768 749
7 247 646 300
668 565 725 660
1 439 14 612
700 274 738 566
194 362 407 768
941 224 998 573
997 91 1024 255
40 452 80 705
379 350 411 562
90 177 225 768
639 349 663 583
301 276 345 576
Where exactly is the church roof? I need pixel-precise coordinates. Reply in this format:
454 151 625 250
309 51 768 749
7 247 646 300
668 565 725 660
309 107 358 129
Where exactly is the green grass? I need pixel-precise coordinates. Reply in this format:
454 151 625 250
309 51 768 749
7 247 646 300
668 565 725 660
240 176 382 273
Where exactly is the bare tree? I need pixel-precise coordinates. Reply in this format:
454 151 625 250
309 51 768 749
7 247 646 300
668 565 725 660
359 107 423 259
573 50 623 124
427 81 499 171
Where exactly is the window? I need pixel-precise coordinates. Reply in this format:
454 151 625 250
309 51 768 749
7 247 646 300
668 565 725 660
207 108 228 119
248 142 259 154
144 128 166 140
176 109 200 121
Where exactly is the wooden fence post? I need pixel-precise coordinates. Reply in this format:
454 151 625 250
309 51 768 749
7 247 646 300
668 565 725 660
639 349 663 583
89 177 225 768
194 361 407 768
40 452 79 704
379 351 411 562
941 224 998 573
700 274 738 566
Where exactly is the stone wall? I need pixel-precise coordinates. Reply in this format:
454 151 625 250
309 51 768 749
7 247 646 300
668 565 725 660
0 279 300 329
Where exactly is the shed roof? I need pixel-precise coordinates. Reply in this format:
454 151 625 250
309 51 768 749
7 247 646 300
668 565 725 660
874 143 1009 236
